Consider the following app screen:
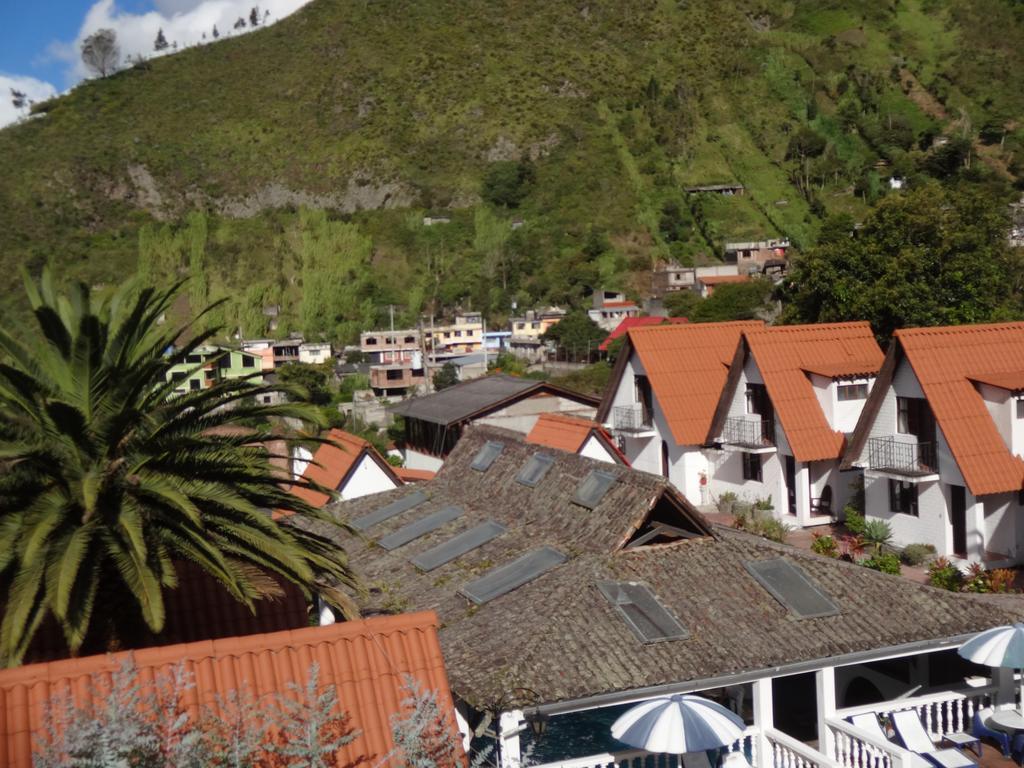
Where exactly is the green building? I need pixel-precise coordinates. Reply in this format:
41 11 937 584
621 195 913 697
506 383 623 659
167 345 263 395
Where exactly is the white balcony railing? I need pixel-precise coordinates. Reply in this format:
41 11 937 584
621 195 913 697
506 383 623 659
766 727 842 768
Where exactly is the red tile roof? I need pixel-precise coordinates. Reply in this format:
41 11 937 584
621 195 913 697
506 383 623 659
969 371 1024 392
525 413 629 464
743 323 883 462
395 466 437 483
598 316 688 351
623 321 764 446
290 429 399 508
600 301 638 308
894 323 1024 496
699 275 750 286
0 612 456 768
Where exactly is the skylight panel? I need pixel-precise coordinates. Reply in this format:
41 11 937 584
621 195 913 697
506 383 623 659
377 505 463 551
351 490 427 532
460 547 567 605
410 521 507 572
744 559 839 619
596 581 688 643
515 453 555 487
471 441 505 472
573 469 618 509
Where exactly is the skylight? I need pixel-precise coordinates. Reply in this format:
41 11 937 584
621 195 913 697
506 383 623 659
596 581 688 643
351 490 427 532
744 559 839 619
573 469 618 509
460 547 567 605
377 505 463 551
471 441 505 472
515 453 555 487
410 521 507 572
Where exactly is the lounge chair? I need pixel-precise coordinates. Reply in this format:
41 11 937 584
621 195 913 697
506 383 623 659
890 709 978 768
973 707 1010 757
849 714 933 768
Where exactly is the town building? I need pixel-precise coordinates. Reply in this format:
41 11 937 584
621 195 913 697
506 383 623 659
389 374 600 471
298 340 332 364
167 345 263 394
317 425 1018 768
843 322 1024 566
288 428 402 505
525 412 628 464
684 182 745 195
360 328 426 396
724 238 791 271
598 321 762 505
426 312 485 359
588 290 640 332
651 262 741 296
697 273 752 298
708 323 883 527
508 307 566 361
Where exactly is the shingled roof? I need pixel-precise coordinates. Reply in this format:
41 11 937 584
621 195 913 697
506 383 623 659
598 321 762 446
310 426 1015 713
390 374 600 426
844 322 1024 495
714 323 884 462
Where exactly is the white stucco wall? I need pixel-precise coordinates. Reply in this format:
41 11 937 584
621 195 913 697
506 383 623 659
404 448 445 472
340 454 401 500
476 394 598 434
292 445 314 480
579 434 618 464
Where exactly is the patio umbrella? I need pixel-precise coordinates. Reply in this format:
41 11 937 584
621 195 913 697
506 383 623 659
611 694 746 754
958 623 1024 712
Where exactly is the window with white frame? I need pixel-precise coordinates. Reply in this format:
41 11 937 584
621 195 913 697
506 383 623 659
837 383 868 401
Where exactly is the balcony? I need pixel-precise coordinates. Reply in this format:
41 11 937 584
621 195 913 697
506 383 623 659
720 416 774 450
867 436 937 478
612 404 655 436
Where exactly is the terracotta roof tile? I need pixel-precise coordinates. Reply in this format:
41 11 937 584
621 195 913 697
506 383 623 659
0 612 455 768
598 316 688 351
395 467 437 482
525 413 629 464
896 323 1024 495
699 275 750 286
628 321 764 446
743 323 883 462
600 301 638 308
290 429 399 508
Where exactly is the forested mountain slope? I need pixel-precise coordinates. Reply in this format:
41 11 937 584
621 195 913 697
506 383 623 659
1 0 1022 339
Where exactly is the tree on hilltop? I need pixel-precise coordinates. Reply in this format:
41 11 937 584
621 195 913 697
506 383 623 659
154 28 169 51
249 6 260 26
81 28 120 78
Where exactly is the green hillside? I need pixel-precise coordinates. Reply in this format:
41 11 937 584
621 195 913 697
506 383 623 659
1 0 1022 339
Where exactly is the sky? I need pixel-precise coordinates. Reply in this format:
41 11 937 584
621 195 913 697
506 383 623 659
0 0 311 128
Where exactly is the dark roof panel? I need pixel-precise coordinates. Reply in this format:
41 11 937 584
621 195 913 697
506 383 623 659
573 469 619 509
351 490 427 532
411 521 508 572
744 558 840 619
597 581 688 644
460 547 568 605
516 453 555 487
471 441 505 472
378 505 463 551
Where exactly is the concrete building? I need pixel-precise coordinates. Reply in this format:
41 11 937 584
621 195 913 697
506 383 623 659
426 312 484 359
167 345 263 395
724 238 791 270
298 341 332 365
588 290 640 332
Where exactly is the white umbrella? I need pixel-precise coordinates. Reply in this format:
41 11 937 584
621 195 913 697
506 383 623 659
611 694 746 754
958 623 1024 712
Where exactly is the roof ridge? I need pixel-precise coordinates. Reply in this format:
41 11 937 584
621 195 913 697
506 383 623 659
897 321 1024 338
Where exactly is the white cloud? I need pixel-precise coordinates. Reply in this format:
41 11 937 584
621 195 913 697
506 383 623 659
0 74 58 130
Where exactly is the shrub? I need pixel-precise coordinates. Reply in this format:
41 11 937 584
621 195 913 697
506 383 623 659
862 519 893 553
900 543 936 566
844 509 867 536
811 533 839 558
839 534 866 561
988 568 1016 594
927 557 964 591
757 517 791 544
862 552 902 575
717 491 737 514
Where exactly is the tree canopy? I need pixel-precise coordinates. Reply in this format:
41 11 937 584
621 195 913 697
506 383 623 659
541 310 607 354
782 184 1020 340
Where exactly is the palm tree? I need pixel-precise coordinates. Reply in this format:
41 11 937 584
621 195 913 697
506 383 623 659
0 270 358 666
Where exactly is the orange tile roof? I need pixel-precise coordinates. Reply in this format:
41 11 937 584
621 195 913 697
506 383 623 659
969 370 1024 392
743 323 883 462
626 321 764 446
601 301 638 308
395 466 437 482
599 316 688 351
525 413 629 464
0 612 456 768
699 275 750 286
290 429 399 508
895 323 1024 496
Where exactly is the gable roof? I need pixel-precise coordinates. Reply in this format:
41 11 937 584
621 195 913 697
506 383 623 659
389 374 599 426
845 323 1024 496
290 429 399 508
598 316 688 351
0 612 456 768
525 413 629 464
306 427 1017 713
598 321 763 446
723 323 884 462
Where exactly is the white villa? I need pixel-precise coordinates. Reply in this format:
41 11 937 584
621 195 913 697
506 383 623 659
597 321 762 505
843 322 1024 567
707 323 883 527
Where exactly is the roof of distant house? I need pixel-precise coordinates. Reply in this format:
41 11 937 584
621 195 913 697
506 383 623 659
526 413 629 464
289 429 399 508
395 466 437 483
599 301 638 309
718 323 883 462
389 374 599 426
598 316 688 351
599 321 763 446
845 322 1024 496
698 274 751 286
0 612 455 768
300 426 1017 713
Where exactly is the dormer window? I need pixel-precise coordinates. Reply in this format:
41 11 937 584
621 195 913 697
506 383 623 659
837 383 868 400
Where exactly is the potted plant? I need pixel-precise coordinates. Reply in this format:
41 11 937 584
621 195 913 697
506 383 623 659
717 491 737 515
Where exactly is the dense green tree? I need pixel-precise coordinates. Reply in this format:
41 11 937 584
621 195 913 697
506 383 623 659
541 310 607 355
0 271 357 665
276 362 333 405
481 160 535 208
691 280 773 322
783 184 1019 340
662 289 703 318
432 362 458 391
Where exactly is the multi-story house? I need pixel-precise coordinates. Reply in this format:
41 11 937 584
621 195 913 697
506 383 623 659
167 345 263 395
360 328 426 396
426 312 484 359
843 322 1024 566
508 307 566 361
597 321 762 504
587 290 640 332
298 341 333 365
707 323 883 527
724 237 791 270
